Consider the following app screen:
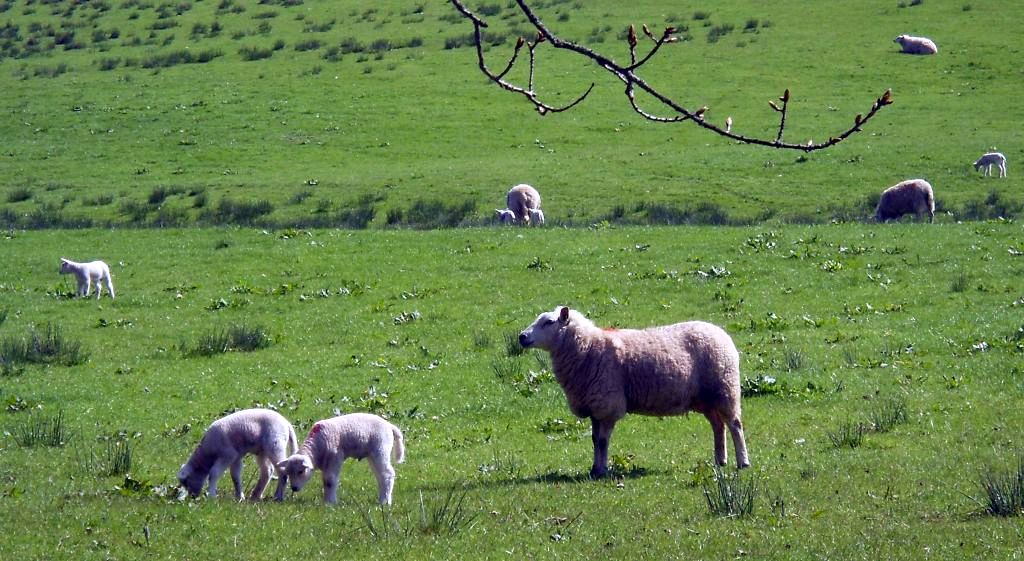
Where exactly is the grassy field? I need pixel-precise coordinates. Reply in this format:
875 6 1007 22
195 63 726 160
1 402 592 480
2 1 1024 560
2 223 1024 559
0 0 1022 226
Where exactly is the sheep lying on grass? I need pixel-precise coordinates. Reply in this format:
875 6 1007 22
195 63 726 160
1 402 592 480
178 408 297 501
59 258 115 299
974 152 1007 177
278 413 405 505
506 183 542 225
519 306 750 478
875 179 935 223
894 34 938 55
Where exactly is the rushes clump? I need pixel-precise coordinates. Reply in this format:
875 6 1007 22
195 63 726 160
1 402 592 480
827 420 867 449
978 457 1024 516
14 410 68 447
0 323 89 368
183 324 272 356
867 397 908 433
702 466 757 517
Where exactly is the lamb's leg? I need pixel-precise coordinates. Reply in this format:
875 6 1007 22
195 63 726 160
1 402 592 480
206 457 233 497
249 457 272 501
105 276 115 299
705 410 728 466
589 417 616 479
84 276 93 298
77 278 87 298
368 453 396 505
322 457 343 504
230 457 245 500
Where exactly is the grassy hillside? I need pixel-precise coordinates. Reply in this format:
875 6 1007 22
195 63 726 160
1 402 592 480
1 0 1021 226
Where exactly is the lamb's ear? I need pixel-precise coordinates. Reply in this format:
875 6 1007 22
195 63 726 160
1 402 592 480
276 460 288 471
558 306 570 323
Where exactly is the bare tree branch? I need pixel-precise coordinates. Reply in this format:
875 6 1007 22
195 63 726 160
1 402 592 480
449 0 893 152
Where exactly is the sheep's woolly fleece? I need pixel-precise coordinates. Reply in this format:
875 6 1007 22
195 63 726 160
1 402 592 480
519 306 749 477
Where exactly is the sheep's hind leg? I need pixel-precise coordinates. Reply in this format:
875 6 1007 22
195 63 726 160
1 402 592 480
728 416 750 469
589 417 616 479
368 453 396 505
249 456 273 500
705 411 728 466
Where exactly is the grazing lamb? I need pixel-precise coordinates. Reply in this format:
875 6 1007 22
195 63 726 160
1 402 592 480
177 408 298 501
874 178 935 223
528 208 545 226
59 258 115 299
894 34 938 55
974 152 1007 178
495 208 517 225
277 413 405 505
506 183 542 225
519 306 750 478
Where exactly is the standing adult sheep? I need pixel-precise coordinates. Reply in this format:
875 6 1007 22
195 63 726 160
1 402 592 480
874 179 935 223
506 183 542 225
519 306 750 478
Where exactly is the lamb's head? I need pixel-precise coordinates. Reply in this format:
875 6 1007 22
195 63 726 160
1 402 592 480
893 35 906 45
59 258 72 274
278 454 315 493
177 463 206 497
519 306 572 351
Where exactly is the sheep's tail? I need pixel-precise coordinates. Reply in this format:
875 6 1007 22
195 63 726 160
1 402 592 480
391 424 406 464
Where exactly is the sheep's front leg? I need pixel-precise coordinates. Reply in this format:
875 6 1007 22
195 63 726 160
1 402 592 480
589 417 616 479
272 464 289 502
322 457 343 504
84 276 93 298
206 458 233 497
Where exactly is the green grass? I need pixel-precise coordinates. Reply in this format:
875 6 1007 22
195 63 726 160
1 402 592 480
0 223 1023 559
0 0 1021 226
0 1 1023 559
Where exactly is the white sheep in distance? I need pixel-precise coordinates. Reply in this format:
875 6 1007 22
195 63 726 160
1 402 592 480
519 306 750 478
506 183 542 225
277 413 405 505
974 152 1007 177
177 408 298 501
894 34 938 55
528 208 545 226
495 208 517 225
59 258 115 299
874 178 935 223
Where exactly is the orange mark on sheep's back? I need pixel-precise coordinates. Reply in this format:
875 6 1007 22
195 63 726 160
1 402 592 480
602 327 618 332
309 422 322 436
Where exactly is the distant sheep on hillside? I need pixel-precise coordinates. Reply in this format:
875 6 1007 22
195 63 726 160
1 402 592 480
875 179 935 223
973 152 1007 178
894 34 938 55
506 184 541 225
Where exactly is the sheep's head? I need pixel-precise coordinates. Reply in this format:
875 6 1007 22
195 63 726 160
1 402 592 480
59 258 71 274
278 454 315 492
519 306 571 350
177 463 206 497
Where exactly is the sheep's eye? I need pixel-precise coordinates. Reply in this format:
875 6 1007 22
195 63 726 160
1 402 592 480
541 319 554 327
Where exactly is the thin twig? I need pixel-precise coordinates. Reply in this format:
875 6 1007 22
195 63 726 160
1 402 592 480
448 0 893 152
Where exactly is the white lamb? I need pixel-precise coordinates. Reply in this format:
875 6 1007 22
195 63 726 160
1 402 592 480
177 408 298 501
519 306 750 478
277 413 405 505
974 152 1007 178
495 208 517 225
59 258 115 299
528 208 545 226
894 34 938 55
506 183 542 225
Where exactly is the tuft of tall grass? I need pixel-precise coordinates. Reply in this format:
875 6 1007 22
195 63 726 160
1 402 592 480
14 410 68 447
0 323 89 368
978 457 1024 516
182 324 272 356
504 331 525 357
867 397 908 433
702 466 757 517
827 420 866 449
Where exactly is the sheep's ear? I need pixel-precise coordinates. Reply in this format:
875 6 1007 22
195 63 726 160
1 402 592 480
276 460 288 471
558 306 570 323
